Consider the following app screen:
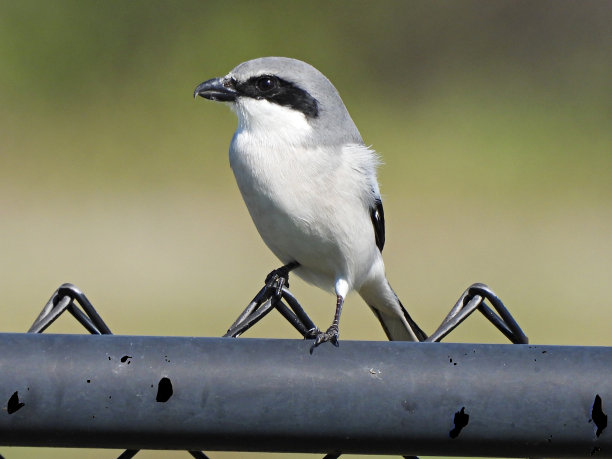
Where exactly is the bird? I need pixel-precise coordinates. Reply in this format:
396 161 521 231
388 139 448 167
194 57 427 348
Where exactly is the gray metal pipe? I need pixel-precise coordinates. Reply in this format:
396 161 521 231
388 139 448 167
0 333 610 457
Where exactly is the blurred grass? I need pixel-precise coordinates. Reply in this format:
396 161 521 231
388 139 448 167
1 1 611 458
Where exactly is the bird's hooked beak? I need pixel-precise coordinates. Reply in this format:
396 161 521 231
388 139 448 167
193 77 237 102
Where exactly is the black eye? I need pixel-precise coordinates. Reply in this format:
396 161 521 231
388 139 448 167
256 76 277 92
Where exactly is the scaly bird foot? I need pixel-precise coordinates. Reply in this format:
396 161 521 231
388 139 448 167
309 324 339 353
265 267 292 297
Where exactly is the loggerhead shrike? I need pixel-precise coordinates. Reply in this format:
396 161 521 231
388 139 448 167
194 57 426 348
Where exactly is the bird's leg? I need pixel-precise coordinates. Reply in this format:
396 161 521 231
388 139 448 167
265 261 299 297
310 294 344 352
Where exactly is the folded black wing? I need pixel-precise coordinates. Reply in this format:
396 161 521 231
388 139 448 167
370 198 385 252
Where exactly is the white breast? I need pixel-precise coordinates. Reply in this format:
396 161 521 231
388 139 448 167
228 98 381 292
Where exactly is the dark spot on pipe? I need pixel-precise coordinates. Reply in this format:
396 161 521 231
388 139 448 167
108 356 111 360
591 394 607 437
7 391 25 414
449 406 469 438
121 355 132 364
87 379 91 383
156 377 173 402
401 400 417 413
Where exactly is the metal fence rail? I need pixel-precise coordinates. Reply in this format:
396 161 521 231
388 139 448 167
0 333 609 457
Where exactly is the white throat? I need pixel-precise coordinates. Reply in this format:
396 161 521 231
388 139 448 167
230 98 313 148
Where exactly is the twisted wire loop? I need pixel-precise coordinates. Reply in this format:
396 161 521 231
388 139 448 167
426 283 528 344
224 284 318 339
26 277 527 459
27 284 212 459
28 283 112 335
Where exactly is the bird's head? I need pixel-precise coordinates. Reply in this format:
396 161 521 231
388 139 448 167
194 57 362 146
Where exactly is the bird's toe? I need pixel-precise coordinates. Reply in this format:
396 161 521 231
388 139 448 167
309 325 340 353
264 267 291 296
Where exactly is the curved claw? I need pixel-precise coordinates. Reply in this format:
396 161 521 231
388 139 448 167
309 325 340 354
265 263 298 297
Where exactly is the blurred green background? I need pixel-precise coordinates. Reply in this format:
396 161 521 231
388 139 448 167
1 1 611 458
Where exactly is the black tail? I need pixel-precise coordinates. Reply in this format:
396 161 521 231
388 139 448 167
397 296 428 341
367 293 427 342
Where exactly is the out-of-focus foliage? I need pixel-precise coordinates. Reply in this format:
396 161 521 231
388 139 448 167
1 1 611 458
